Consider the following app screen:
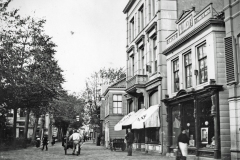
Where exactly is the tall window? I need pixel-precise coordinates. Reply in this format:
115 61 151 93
173 59 179 92
184 53 192 88
152 0 155 17
130 18 134 42
140 47 145 74
153 37 157 73
139 5 144 32
113 95 122 114
148 0 152 21
132 56 135 76
198 44 207 84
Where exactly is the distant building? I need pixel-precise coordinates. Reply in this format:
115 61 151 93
102 78 127 148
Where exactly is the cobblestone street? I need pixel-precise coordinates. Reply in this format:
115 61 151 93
0 141 179 160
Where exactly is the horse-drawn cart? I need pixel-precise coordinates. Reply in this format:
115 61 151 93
62 136 81 155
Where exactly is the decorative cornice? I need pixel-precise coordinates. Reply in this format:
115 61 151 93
123 0 136 14
135 35 145 45
145 22 157 34
161 84 223 105
126 45 135 53
162 18 224 56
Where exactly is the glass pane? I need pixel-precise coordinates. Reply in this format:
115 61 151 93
113 108 117 114
118 95 122 101
205 68 208 82
113 102 117 107
200 60 204 69
198 47 203 59
172 105 181 147
202 44 206 57
113 95 117 101
118 108 122 114
189 54 192 64
198 98 214 148
118 102 122 107
185 55 188 65
189 65 192 76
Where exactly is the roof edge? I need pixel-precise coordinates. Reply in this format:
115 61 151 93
123 0 136 14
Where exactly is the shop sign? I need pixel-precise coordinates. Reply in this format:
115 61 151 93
179 16 193 35
167 33 178 44
195 8 210 24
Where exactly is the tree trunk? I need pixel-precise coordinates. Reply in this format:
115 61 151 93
24 108 30 141
31 116 39 142
13 108 17 145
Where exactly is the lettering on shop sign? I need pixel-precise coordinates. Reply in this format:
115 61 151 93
167 33 178 44
179 16 193 35
195 8 210 24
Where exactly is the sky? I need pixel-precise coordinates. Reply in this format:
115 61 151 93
8 0 129 94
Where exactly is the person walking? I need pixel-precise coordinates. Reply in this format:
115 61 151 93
177 128 189 160
69 130 82 156
42 134 49 151
125 128 134 156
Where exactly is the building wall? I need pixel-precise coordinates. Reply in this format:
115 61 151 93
214 31 231 159
223 0 240 159
104 89 127 148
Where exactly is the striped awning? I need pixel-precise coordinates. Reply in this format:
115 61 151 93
132 105 160 129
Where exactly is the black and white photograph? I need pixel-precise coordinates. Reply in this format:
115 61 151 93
0 0 239 160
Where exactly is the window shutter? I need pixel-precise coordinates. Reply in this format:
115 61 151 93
224 36 237 84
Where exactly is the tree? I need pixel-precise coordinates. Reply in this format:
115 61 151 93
82 67 126 129
0 0 64 143
51 91 85 138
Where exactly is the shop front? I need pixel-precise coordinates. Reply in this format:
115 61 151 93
132 105 161 153
162 85 222 159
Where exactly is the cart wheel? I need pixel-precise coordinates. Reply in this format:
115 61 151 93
65 149 67 155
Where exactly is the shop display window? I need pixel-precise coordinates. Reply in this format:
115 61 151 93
198 97 214 148
182 101 195 147
172 105 181 147
135 129 145 143
147 127 159 144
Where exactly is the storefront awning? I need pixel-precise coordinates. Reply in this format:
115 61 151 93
122 108 146 128
132 105 160 129
114 111 135 131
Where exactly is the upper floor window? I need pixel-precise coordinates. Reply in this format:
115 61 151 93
148 0 152 21
139 5 144 32
113 95 122 114
140 47 145 75
132 56 135 76
130 18 134 42
197 44 207 84
152 0 155 17
153 37 157 73
173 59 179 92
184 52 192 88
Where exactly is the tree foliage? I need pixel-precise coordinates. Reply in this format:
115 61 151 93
82 67 126 127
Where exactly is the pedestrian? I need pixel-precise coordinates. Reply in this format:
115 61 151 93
125 128 134 156
42 134 49 151
51 135 55 146
177 128 189 160
69 130 82 156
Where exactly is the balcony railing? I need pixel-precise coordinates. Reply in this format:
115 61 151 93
126 75 148 89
